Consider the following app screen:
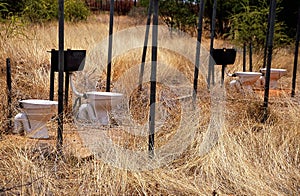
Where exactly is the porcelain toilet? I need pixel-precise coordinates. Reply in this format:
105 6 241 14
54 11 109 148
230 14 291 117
77 92 123 125
230 72 262 92
14 99 58 139
258 68 287 89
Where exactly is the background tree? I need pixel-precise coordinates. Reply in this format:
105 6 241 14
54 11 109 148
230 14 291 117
228 0 290 49
140 0 297 49
0 0 90 22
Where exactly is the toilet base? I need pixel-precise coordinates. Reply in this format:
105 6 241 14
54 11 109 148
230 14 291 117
14 113 50 139
77 103 110 125
230 80 254 92
257 76 280 89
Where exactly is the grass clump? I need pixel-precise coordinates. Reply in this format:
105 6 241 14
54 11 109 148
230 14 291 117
0 14 299 195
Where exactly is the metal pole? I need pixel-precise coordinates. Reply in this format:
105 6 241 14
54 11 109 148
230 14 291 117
208 0 217 88
291 7 300 97
49 72 54 100
106 0 114 92
57 0 64 152
249 42 253 72
262 0 276 123
193 0 205 103
263 3 271 68
49 51 55 101
65 72 70 108
221 64 226 86
243 42 246 72
139 0 153 91
6 58 12 133
149 0 158 158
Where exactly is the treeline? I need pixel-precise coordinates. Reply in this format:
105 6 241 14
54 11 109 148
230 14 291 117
139 0 300 48
0 0 90 22
0 0 299 48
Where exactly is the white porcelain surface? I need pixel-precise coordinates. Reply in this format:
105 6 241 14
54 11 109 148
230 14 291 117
15 99 57 139
260 68 287 73
78 92 123 125
235 72 262 83
230 72 262 92
259 68 287 89
234 72 262 76
20 99 59 106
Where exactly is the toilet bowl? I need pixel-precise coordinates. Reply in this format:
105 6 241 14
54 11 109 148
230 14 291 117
69 73 123 125
259 68 287 89
230 72 262 92
14 99 58 139
77 92 123 125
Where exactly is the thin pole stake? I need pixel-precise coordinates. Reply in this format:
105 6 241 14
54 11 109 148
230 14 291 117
57 0 65 153
65 72 70 109
208 0 217 88
139 0 153 91
249 42 253 72
50 49 55 101
262 0 276 123
243 43 246 72
193 0 205 103
6 58 12 133
106 0 114 92
263 4 271 68
291 7 300 97
149 0 158 158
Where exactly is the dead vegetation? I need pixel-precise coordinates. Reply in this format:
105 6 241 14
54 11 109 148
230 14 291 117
0 14 299 195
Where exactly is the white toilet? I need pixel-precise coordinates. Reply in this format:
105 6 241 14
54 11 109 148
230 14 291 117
14 99 58 139
69 73 123 125
258 68 287 89
77 92 123 125
230 72 262 92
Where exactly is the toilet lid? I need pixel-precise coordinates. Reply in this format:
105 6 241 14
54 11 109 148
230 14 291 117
19 99 58 106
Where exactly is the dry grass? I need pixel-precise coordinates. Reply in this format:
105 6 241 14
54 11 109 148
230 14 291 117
0 14 300 195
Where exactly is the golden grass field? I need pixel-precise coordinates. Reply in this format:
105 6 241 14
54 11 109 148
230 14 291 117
0 13 299 195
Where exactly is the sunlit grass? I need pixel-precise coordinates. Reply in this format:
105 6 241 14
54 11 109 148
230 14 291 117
0 14 299 195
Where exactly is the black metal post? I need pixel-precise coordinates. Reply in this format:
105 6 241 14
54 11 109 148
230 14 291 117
243 43 247 72
249 42 253 72
149 0 158 158
106 0 114 92
64 72 70 108
208 0 217 88
221 64 226 86
263 2 271 68
49 49 55 101
49 63 55 101
262 0 276 123
6 58 12 133
193 0 205 102
291 7 300 97
57 0 64 152
243 42 246 72
139 0 153 91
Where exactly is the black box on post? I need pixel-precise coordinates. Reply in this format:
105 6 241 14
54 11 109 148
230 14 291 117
50 49 86 72
212 48 236 65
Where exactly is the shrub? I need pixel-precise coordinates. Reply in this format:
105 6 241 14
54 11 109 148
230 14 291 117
0 0 90 23
22 0 58 23
228 0 291 49
65 0 90 22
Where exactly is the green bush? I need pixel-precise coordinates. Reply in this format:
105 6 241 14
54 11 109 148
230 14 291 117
0 0 90 23
228 0 291 49
65 0 90 22
22 0 58 23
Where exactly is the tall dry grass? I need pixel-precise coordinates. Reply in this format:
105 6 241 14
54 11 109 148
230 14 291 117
0 14 299 195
